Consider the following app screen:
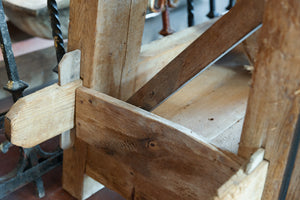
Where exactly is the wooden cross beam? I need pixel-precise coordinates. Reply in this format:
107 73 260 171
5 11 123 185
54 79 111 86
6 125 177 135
2 0 276 199
75 86 267 200
4 0 264 148
127 0 264 111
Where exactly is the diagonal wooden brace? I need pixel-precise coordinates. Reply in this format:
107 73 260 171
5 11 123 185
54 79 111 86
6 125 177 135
4 0 264 151
127 0 264 111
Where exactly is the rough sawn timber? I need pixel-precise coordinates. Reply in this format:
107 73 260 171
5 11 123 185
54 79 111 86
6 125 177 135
76 86 242 200
215 161 268 200
238 0 300 199
68 0 147 99
127 0 264 111
4 80 82 148
63 0 148 199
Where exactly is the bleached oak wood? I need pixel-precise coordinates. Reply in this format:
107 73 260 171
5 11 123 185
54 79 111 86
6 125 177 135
153 65 250 142
4 80 82 148
60 130 75 150
215 161 268 200
58 50 81 149
58 50 81 86
245 148 264 175
127 0 264 111
76 86 242 200
238 0 300 199
68 0 147 99
63 0 148 199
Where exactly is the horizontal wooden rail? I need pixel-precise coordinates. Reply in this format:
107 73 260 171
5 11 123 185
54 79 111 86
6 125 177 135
76 86 243 200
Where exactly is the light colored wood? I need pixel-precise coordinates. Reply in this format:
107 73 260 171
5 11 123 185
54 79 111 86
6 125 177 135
245 148 264 175
76 86 242 200
58 50 81 149
211 118 244 154
238 0 300 199
60 129 75 150
127 0 264 111
68 0 147 99
63 0 148 198
4 80 82 148
215 161 268 200
286 146 300 200
125 18 218 100
58 50 81 86
153 65 250 142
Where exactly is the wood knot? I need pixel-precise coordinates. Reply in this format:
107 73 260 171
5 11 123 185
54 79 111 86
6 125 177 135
147 140 159 150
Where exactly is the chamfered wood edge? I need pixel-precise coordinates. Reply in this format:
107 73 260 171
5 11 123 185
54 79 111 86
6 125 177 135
4 80 82 148
215 161 269 200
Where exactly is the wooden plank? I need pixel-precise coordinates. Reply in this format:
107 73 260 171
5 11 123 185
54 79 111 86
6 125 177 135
68 0 147 99
76 86 242 200
238 0 300 199
4 80 82 148
58 50 81 149
127 0 264 111
245 148 264 175
153 65 250 142
215 161 268 200
58 50 81 86
63 0 148 199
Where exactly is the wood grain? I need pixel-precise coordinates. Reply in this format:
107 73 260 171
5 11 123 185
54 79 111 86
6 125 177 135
58 50 81 86
63 0 148 198
4 80 82 148
58 50 81 149
215 161 268 200
153 65 250 142
68 0 147 99
123 18 218 100
238 0 300 199
127 0 264 111
76 86 242 200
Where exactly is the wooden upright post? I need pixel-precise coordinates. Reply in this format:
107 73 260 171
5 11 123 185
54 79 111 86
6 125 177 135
238 0 300 199
62 0 147 199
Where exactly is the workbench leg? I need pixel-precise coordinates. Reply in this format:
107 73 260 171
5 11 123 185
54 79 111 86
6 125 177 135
63 138 103 200
238 0 300 199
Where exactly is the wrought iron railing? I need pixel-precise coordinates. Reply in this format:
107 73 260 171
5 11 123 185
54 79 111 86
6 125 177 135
0 0 65 198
